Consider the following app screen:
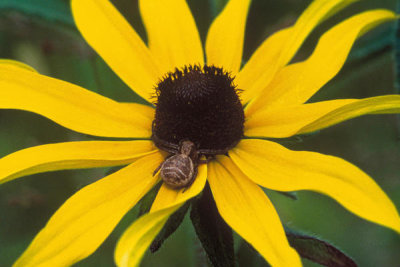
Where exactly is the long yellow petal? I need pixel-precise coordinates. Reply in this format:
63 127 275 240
208 156 301 267
0 59 37 72
245 99 357 138
0 67 153 138
205 0 251 74
230 139 400 234
237 0 359 103
298 95 400 134
139 0 203 74
71 0 161 102
116 208 175 267
115 164 207 267
118 102 155 120
150 163 207 212
246 9 396 115
0 140 157 185
13 152 164 267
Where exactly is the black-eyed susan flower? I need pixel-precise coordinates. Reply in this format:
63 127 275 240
1 0 400 266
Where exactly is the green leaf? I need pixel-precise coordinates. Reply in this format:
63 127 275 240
150 202 190 253
0 0 74 26
276 191 298 200
286 228 357 267
136 182 162 218
190 183 234 267
208 0 228 18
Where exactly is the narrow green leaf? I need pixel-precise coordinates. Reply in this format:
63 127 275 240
286 228 357 267
137 181 162 218
190 183 234 267
150 202 190 253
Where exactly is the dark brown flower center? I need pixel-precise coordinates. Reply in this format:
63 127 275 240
152 65 244 155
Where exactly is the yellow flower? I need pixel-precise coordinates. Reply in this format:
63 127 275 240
1 0 400 266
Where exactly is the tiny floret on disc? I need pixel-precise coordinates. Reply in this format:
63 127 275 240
152 65 244 154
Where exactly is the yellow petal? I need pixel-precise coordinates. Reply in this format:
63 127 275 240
274 0 360 68
13 152 164 267
118 102 155 120
237 0 359 104
71 0 161 102
230 139 400 234
245 99 357 138
115 164 207 267
0 67 153 138
208 156 301 267
116 207 175 267
298 95 400 134
150 163 207 212
139 0 203 74
0 140 156 185
205 0 251 74
246 9 396 115
0 59 37 72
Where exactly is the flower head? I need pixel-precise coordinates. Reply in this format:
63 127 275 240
1 0 400 266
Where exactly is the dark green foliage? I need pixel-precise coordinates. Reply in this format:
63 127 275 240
150 202 191 253
286 228 357 267
137 182 162 218
190 184 235 267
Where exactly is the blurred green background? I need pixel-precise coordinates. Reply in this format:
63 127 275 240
0 0 399 266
